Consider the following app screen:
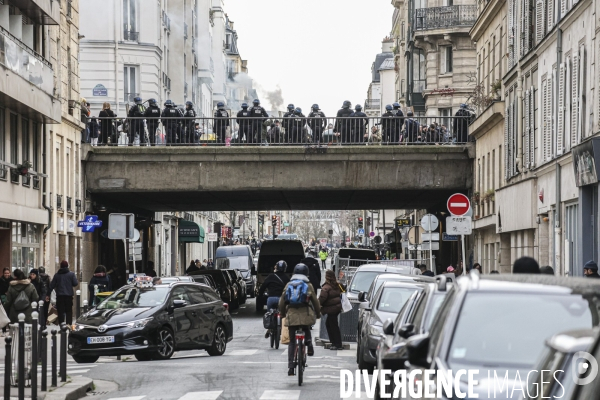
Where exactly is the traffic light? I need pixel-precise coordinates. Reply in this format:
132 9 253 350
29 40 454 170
271 215 277 226
258 215 264 224
358 217 364 229
366 217 371 229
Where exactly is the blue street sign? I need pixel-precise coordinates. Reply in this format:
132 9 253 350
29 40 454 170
357 228 365 236
443 233 459 241
77 215 103 232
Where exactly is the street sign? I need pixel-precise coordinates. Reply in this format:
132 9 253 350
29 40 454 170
369 231 375 237
108 213 135 239
408 226 425 245
284 222 290 227
446 216 473 235
395 218 410 228
421 232 440 241
447 193 471 216
421 241 440 251
442 233 459 241
207 233 218 242
77 215 103 233
357 228 365 236
420 214 439 232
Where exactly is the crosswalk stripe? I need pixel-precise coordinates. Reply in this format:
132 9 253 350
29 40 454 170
259 390 301 400
177 391 223 400
226 349 257 356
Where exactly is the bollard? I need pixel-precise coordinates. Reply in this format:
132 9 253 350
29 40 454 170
76 290 81 319
59 324 68 382
18 313 25 400
4 336 12 400
31 308 38 400
83 300 88 313
51 329 57 387
38 300 45 329
41 331 47 392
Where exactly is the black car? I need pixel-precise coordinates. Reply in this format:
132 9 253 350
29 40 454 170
189 270 233 307
69 281 233 363
403 273 600 399
226 269 246 304
190 274 217 291
221 270 240 309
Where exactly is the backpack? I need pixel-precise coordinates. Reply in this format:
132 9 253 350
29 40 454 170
13 290 30 311
285 279 309 307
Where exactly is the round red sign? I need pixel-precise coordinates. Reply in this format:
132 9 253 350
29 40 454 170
447 193 470 216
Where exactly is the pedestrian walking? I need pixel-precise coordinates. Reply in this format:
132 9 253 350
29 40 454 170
318 270 344 350
49 260 79 325
302 256 321 291
584 260 600 278
38 266 51 326
0 267 13 334
5 269 39 323
29 269 47 303
319 248 328 270
98 102 117 145
88 265 112 306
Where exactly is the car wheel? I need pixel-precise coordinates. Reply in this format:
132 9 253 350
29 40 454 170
357 342 374 373
153 327 175 360
72 355 99 364
207 324 227 356
134 353 153 362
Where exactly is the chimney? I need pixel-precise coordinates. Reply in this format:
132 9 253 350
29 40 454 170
382 36 394 53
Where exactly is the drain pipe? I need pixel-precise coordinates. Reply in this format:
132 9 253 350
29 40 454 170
42 122 52 236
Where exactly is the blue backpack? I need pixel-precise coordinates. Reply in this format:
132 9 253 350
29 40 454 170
285 279 309 306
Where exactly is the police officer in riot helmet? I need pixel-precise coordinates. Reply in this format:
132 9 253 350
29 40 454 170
393 102 405 138
404 110 420 143
174 104 185 144
334 100 353 143
183 101 197 144
144 98 161 146
350 104 368 143
381 105 396 144
214 102 230 144
453 103 471 144
307 104 326 145
291 107 306 144
282 104 295 143
236 103 252 144
127 97 146 145
160 100 179 145
250 99 269 144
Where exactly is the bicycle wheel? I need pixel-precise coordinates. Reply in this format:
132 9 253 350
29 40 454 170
297 341 304 386
274 326 280 349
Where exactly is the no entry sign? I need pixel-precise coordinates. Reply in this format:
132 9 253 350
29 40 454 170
447 193 470 216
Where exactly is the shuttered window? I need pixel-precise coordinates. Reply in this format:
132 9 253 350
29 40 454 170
542 79 550 162
536 0 545 44
525 90 531 168
508 0 516 68
529 87 536 167
572 50 579 146
557 62 565 155
505 104 510 180
547 0 554 32
578 44 586 140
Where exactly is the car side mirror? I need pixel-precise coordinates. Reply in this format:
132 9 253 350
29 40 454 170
251 265 257 275
172 299 187 309
406 333 430 368
383 318 394 335
398 323 415 339
358 291 366 302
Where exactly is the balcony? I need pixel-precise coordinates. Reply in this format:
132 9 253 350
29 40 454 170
414 5 477 31
123 30 139 41
11 0 60 25
364 99 381 110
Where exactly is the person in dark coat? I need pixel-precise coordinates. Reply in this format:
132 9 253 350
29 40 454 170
29 269 47 302
88 265 112 306
513 256 540 274
393 102 405 131
127 96 146 145
258 261 290 310
308 104 327 145
302 257 321 290
49 260 79 325
584 260 600 278
0 268 13 334
350 104 368 143
453 104 471 143
144 98 161 145
98 102 117 145
38 266 51 327
249 99 269 144
404 111 420 143
161 100 180 145
334 100 354 143
236 103 252 144
381 105 396 144
185 260 200 274
182 101 197 145
318 270 344 350
5 269 38 323
214 102 230 144
290 107 306 144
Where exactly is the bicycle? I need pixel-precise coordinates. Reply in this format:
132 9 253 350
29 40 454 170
293 329 307 386
268 308 281 349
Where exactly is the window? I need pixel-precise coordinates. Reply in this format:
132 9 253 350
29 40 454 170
439 108 452 131
10 114 17 165
413 48 426 92
123 0 138 40
442 46 453 74
11 222 40 273
21 119 29 186
123 65 138 103
0 109 5 179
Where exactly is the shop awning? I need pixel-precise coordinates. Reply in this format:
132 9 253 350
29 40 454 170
178 219 205 243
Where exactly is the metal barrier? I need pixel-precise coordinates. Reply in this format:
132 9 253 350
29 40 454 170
86 115 473 146
9 322 32 387
318 304 362 343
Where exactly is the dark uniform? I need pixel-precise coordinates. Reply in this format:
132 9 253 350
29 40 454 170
161 100 180 145
307 105 326 144
381 106 396 143
127 98 146 145
144 99 161 145
282 104 295 143
334 101 353 143
350 105 368 143
291 108 306 143
250 100 269 144
393 103 405 142
214 103 230 143
453 105 471 143
183 102 197 145
404 113 420 143
236 104 252 144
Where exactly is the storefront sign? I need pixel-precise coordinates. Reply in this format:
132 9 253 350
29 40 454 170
207 233 218 242
178 226 199 237
573 138 600 187
77 215 103 232
92 84 108 96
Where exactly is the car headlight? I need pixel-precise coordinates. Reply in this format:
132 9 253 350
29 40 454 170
73 323 86 331
126 318 153 329
369 324 383 337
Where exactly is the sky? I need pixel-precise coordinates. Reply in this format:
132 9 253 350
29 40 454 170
225 0 393 117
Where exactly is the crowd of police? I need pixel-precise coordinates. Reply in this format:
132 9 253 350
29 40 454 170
90 97 473 146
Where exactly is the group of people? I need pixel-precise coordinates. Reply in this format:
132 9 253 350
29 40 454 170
185 259 214 274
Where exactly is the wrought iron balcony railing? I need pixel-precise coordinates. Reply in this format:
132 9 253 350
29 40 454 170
124 30 139 41
414 5 477 31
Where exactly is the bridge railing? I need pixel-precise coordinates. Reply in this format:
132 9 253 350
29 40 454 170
84 115 473 146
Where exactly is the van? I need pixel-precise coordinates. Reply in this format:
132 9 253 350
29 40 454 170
254 239 305 313
215 245 256 298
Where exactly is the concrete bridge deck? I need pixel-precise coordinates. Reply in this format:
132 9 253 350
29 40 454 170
83 144 474 211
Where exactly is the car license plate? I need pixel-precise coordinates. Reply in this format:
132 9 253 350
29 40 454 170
87 336 115 344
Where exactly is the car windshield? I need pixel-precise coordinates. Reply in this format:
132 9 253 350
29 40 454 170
226 257 249 270
424 293 446 331
350 271 381 293
448 292 595 369
377 287 420 313
96 287 169 309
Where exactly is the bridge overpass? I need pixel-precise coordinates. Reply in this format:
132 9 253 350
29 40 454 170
83 145 474 211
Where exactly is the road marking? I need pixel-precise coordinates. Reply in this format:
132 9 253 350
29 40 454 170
260 390 301 400
336 349 355 357
227 349 258 356
105 397 146 400
177 391 223 400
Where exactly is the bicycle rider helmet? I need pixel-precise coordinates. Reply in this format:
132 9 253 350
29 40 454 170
293 263 309 276
275 260 287 272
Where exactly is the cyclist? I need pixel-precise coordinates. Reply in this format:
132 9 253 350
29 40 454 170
279 263 321 376
258 260 290 338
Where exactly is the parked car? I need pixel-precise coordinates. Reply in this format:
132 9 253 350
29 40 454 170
189 270 233 307
160 276 194 284
69 281 233 363
189 275 217 291
403 273 600 399
225 269 246 304
558 328 600 400
221 271 239 309
374 276 452 398
216 245 256 298
347 264 422 303
255 239 305 313
357 281 427 371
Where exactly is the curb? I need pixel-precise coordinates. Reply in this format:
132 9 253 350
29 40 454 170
44 377 93 400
